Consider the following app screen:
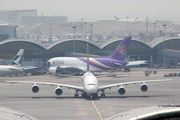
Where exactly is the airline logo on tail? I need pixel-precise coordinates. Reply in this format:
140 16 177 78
9 49 24 67
10 55 22 66
117 44 126 55
110 36 131 60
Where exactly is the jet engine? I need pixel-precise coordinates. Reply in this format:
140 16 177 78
32 85 39 93
55 87 63 95
49 67 57 74
140 83 148 92
118 86 126 95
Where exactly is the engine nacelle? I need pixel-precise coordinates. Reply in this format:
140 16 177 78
49 67 58 74
32 85 39 93
55 87 63 95
140 84 148 92
118 87 126 95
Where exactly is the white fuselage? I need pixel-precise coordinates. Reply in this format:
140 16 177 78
82 71 98 95
48 57 109 72
0 65 23 76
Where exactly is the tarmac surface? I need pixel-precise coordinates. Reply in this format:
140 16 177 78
0 68 179 120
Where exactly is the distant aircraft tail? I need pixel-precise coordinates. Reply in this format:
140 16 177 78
9 49 24 67
110 36 131 61
114 15 120 21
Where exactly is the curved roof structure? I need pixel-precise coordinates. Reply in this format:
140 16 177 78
148 37 180 48
47 38 100 50
1 36 180 51
0 38 47 50
100 37 151 49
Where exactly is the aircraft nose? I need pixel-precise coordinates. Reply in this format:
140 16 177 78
86 86 98 94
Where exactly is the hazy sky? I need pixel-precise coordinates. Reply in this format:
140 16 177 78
1 0 180 22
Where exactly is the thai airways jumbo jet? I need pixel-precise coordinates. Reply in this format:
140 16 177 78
0 49 37 76
6 42 172 99
48 36 147 75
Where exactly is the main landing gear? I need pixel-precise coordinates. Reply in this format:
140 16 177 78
101 90 105 97
74 90 79 97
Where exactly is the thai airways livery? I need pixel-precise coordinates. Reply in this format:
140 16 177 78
48 36 147 75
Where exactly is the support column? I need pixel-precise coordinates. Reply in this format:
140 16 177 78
150 55 153 67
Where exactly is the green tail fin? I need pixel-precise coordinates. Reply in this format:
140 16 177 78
9 49 24 67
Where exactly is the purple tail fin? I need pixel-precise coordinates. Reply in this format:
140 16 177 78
110 36 132 60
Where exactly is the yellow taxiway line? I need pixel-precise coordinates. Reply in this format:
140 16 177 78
91 100 103 120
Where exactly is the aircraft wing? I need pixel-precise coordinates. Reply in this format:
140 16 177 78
9 68 22 71
98 79 172 91
6 81 84 92
127 61 147 66
22 66 38 70
110 62 122 66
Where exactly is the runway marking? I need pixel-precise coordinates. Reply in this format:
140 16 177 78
72 101 82 103
76 111 87 115
91 100 103 120
107 106 118 109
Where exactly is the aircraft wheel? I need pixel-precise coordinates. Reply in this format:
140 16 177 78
101 94 105 98
74 94 79 97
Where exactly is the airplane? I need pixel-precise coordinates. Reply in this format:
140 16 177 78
48 36 147 75
0 49 24 76
97 16 145 22
114 15 145 22
6 41 172 100
0 49 37 76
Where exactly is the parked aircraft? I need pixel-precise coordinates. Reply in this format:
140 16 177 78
0 49 24 76
114 15 145 22
6 42 172 99
97 15 145 22
48 36 147 75
0 49 37 76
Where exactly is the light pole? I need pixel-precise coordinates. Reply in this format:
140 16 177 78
126 16 129 35
81 18 84 37
146 16 148 42
90 24 93 40
84 22 87 38
154 22 156 39
163 24 166 67
72 26 76 56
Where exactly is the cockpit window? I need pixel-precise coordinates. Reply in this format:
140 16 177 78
88 84 95 85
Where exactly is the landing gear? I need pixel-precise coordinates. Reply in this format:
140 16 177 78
82 93 87 98
74 94 79 97
101 90 105 98
101 94 105 97
74 90 79 98
93 93 98 98
90 95 93 100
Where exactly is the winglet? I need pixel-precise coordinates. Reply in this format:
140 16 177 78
110 36 131 60
9 49 24 67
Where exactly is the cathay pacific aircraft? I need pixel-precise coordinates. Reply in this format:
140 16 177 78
48 36 147 75
0 49 37 76
6 42 172 99
0 49 24 76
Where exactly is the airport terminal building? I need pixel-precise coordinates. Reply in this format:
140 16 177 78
0 9 67 25
0 20 180 68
